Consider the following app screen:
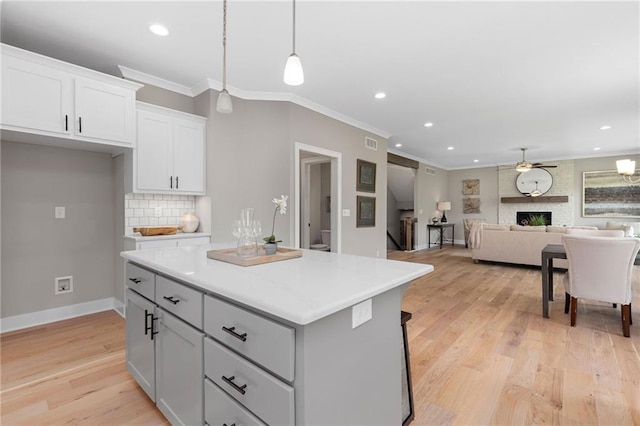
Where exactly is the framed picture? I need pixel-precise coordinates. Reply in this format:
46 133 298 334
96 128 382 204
356 196 376 227
357 159 376 193
583 170 640 218
462 179 480 195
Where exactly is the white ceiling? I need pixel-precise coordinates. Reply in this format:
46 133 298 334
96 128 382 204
2 1 638 170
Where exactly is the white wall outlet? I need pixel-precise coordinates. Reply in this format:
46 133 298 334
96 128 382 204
342 209 351 217
352 298 372 329
55 276 73 295
55 206 66 219
155 207 163 217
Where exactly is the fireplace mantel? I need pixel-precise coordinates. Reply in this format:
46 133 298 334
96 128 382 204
501 196 569 203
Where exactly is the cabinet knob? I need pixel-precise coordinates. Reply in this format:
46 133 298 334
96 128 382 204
221 326 247 342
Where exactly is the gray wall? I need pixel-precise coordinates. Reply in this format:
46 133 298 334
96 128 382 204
413 163 450 249
1 141 117 318
197 90 390 257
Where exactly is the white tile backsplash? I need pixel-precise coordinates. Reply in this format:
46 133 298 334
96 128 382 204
125 193 196 234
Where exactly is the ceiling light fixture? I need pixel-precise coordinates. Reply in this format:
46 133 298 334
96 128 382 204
473 159 479 163
447 146 454 150
216 0 232 114
395 143 402 147
600 125 611 130
616 159 640 183
593 147 601 151
374 92 386 99
149 24 169 36
424 122 433 127
284 0 304 86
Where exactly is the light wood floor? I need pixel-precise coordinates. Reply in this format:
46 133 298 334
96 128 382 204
1 245 639 425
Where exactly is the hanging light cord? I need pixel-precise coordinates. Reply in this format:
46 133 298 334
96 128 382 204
222 0 228 90
292 0 296 54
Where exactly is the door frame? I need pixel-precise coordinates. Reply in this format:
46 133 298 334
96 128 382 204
294 142 342 253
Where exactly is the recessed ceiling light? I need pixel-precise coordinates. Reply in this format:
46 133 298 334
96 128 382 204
424 122 434 127
593 147 601 151
473 159 479 163
149 24 169 36
374 92 386 99
600 125 611 130
395 143 402 147
447 146 454 150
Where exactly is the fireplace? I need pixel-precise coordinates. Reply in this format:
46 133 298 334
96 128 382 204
517 211 552 226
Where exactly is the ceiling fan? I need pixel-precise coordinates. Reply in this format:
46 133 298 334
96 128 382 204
515 148 557 172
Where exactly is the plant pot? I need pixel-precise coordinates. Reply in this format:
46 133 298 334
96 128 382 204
264 242 277 255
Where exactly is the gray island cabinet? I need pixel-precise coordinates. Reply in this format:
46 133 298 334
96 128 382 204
122 244 433 426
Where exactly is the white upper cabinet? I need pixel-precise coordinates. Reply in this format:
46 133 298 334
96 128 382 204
1 44 141 150
133 102 206 195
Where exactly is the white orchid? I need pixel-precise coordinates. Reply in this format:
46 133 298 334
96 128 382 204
265 195 288 243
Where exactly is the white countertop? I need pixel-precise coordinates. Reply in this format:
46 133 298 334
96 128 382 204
124 232 211 242
121 244 433 325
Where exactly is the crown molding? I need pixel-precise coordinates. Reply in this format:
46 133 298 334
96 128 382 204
120 67 392 140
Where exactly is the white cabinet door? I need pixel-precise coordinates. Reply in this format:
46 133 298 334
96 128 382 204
1 55 72 135
75 77 136 144
156 309 204 426
125 289 156 402
136 109 173 192
172 117 205 193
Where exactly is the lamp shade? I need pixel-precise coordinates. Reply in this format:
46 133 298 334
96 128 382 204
284 53 304 86
437 201 451 211
216 89 233 113
617 159 636 176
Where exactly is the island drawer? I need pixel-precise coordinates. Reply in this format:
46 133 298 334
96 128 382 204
204 337 294 426
156 276 203 329
126 263 155 301
204 295 294 381
205 378 266 426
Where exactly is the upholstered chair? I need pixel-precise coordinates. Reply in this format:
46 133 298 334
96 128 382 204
566 229 625 237
463 218 485 248
562 235 640 337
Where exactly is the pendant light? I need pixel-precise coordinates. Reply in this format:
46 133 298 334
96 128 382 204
284 0 304 86
216 0 232 113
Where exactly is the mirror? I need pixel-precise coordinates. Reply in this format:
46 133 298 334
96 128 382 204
516 168 553 196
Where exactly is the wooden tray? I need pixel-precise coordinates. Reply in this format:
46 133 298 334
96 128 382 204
207 246 302 267
134 227 178 236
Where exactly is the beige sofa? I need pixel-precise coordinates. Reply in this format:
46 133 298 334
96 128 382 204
468 223 605 268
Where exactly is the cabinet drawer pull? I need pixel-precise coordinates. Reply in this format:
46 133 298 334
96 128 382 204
221 375 247 395
144 309 152 335
78 116 82 133
128 277 141 284
170 176 173 189
176 176 179 189
221 326 247 342
65 114 68 131
151 315 158 340
223 423 236 426
163 295 180 305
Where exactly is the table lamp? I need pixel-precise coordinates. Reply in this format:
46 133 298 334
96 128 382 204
437 201 451 223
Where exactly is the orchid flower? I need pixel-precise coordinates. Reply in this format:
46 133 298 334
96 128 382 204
265 195 288 243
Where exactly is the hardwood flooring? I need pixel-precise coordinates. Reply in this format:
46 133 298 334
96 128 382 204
1 245 638 425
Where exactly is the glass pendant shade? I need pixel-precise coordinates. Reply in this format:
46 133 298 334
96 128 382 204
216 89 233 114
284 53 304 86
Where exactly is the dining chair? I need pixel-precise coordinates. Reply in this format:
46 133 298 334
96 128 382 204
562 235 640 337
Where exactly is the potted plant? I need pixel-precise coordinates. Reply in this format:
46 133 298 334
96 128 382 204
264 195 288 255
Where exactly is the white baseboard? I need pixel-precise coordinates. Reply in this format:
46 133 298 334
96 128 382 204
0 297 119 333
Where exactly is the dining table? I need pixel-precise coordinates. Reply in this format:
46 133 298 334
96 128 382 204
540 243 640 318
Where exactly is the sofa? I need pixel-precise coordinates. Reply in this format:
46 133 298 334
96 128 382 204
468 223 612 268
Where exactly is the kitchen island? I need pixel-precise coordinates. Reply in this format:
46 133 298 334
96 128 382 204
122 244 433 425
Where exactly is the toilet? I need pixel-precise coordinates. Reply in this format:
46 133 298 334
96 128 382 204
310 229 331 251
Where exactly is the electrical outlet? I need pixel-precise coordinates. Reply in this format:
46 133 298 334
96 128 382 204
155 207 163 217
352 299 372 329
55 276 73 295
342 209 351 217
55 206 66 219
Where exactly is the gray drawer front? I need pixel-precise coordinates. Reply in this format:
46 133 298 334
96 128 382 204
205 378 265 426
156 276 203 328
204 337 294 426
204 295 294 381
126 263 155 301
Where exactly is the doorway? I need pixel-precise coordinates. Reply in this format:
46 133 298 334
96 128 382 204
294 143 342 253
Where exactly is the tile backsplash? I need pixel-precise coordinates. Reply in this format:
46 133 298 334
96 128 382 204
125 193 196 235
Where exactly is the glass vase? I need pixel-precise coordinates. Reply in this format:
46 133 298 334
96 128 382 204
237 208 258 258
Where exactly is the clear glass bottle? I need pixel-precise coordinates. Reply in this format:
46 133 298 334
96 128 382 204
237 208 258 257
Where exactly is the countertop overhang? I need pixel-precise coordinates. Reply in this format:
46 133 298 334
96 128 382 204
121 244 433 325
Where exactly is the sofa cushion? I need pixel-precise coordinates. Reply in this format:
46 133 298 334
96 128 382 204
510 225 547 232
605 221 635 237
482 224 510 231
546 226 569 234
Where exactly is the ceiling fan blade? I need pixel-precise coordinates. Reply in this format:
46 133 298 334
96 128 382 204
532 164 557 168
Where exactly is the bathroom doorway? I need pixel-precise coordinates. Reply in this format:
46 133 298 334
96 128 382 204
294 143 342 253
